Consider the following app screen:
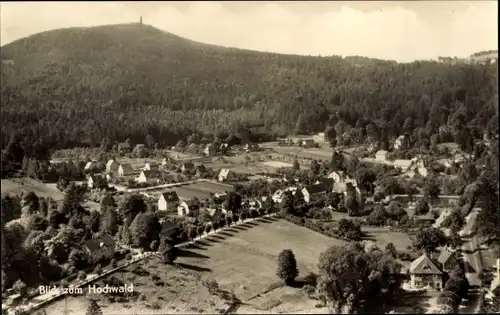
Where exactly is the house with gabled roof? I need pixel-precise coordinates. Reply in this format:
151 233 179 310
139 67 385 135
409 253 444 290
181 162 195 172
301 183 329 203
143 162 158 172
87 174 106 189
118 163 134 176
158 191 180 212
136 170 159 184
204 143 217 156
106 159 119 174
301 139 316 148
83 234 116 263
437 248 460 273
327 171 351 184
218 168 233 182
177 200 201 217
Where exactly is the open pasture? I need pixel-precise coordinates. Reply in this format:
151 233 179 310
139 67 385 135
176 218 346 300
147 181 234 201
362 226 414 252
1 178 65 200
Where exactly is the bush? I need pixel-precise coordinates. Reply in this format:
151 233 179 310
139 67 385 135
77 271 87 281
111 259 118 268
125 253 132 260
415 199 430 215
94 264 103 275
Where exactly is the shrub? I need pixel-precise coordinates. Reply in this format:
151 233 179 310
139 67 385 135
415 199 430 215
94 264 103 275
77 271 87 281
111 259 118 268
125 253 132 260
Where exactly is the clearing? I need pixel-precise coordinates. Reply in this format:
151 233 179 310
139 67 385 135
362 226 414 252
39 217 337 314
1 178 64 200
1 178 100 211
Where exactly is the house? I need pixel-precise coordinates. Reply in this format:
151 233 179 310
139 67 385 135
185 143 198 154
272 188 296 204
220 143 230 153
208 208 227 221
204 143 217 156
136 170 159 184
394 159 413 172
301 183 328 203
84 161 96 171
437 248 460 273
249 199 262 210
181 162 195 172
375 150 388 161
409 253 444 290
143 162 158 172
327 171 351 183
87 175 106 189
118 142 132 153
218 168 233 182
393 135 408 150
83 234 116 264
118 163 134 176
106 160 119 174
301 139 316 148
244 143 260 152
315 178 334 190
177 200 201 216
158 191 180 212
415 160 429 177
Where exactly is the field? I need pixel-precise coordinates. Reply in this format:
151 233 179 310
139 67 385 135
362 226 414 252
1 178 100 211
147 181 234 201
40 218 336 314
265 146 333 161
1 178 65 200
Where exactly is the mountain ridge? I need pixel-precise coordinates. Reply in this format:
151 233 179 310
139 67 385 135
1 23 497 151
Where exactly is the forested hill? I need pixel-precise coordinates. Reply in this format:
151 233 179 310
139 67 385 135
1 23 498 151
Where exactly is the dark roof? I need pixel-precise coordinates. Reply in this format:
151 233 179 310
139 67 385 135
182 199 200 209
321 178 334 186
182 162 195 168
84 234 115 253
410 253 443 275
142 170 158 179
303 183 328 194
161 191 179 202
437 248 456 265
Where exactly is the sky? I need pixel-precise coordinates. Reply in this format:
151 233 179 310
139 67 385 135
0 1 497 62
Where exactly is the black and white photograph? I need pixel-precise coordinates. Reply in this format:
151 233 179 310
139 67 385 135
0 1 498 314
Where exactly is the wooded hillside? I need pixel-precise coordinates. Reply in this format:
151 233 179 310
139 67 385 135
1 23 498 150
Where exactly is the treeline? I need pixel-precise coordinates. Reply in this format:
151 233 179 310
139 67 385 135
0 24 498 151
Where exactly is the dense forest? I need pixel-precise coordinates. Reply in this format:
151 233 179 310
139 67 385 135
1 23 498 152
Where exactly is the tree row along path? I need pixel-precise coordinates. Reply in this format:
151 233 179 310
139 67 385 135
6 213 277 315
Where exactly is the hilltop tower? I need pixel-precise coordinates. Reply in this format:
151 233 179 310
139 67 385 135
140 16 143 24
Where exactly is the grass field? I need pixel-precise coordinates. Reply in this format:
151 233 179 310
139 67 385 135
1 178 65 200
362 226 414 252
147 181 234 201
40 218 335 314
1 178 100 211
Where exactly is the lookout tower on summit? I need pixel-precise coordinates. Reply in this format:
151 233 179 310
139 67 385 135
140 16 143 24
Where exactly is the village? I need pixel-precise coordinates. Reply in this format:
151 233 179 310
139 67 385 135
2 128 499 315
